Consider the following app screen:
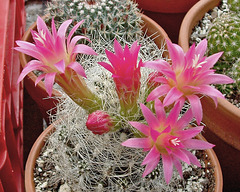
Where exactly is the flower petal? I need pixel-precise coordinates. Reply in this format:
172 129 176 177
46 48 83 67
202 74 234 85
155 99 166 122
173 158 183 178
35 73 46 86
67 20 84 46
183 150 201 167
98 62 115 74
140 103 159 128
167 102 182 126
195 39 207 58
54 60 65 73
147 84 170 102
162 154 173 184
142 154 160 177
176 109 193 130
182 139 215 150
73 44 97 55
121 138 152 149
44 72 56 97
57 19 72 38
163 87 183 107
68 62 86 78
142 145 160 165
172 149 190 164
129 121 150 136
204 52 223 69
166 39 185 70
187 95 202 125
177 126 203 140
17 60 46 83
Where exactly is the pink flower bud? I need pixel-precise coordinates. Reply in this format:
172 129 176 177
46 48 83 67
86 110 114 135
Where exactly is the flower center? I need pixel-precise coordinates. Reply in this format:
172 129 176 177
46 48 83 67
35 30 46 45
192 54 207 69
169 138 180 146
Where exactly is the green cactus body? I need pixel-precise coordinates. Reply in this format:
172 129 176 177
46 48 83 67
45 0 143 41
207 12 240 98
207 12 240 64
228 0 240 13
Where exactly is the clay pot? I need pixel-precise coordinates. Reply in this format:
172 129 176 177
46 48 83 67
19 13 169 123
178 0 240 191
25 121 223 191
135 0 199 43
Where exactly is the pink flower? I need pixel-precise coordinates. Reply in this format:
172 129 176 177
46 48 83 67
122 99 214 184
144 39 234 124
98 39 142 117
86 110 114 135
16 16 97 96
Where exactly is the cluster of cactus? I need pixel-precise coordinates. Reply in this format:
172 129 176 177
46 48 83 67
45 0 143 41
207 12 240 63
228 0 240 13
207 11 240 97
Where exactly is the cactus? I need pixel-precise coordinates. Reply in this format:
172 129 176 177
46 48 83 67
45 0 143 41
228 0 240 13
207 12 240 65
207 12 240 99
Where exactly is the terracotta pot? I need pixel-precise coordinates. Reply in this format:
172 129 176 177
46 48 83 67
25 122 223 191
178 0 240 191
134 0 199 43
19 13 169 123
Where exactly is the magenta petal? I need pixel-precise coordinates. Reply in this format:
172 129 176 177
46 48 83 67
195 39 207 58
176 109 193 130
142 146 160 165
203 74 234 84
163 87 183 107
172 149 190 164
35 74 46 86
184 150 201 167
73 44 97 55
113 39 124 58
121 138 152 149
167 102 181 126
154 99 166 122
140 103 159 128
15 42 42 60
129 121 150 136
98 62 115 74
142 155 160 177
44 72 56 97
147 84 170 102
166 39 185 70
198 85 225 104
205 52 223 69
54 60 65 73
187 95 202 125
67 20 84 45
173 158 183 178
162 154 173 184
182 139 215 150
57 19 72 38
17 60 45 83
177 126 203 140
68 62 86 78
68 35 90 53
143 59 171 72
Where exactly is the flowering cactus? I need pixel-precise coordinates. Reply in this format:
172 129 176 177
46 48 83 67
98 39 142 118
15 16 102 113
86 110 114 135
122 99 214 184
144 39 234 124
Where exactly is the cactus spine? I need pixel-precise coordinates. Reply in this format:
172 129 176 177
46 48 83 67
45 0 143 41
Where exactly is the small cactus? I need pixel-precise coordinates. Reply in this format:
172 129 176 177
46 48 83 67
228 0 240 13
207 12 240 64
45 0 143 41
